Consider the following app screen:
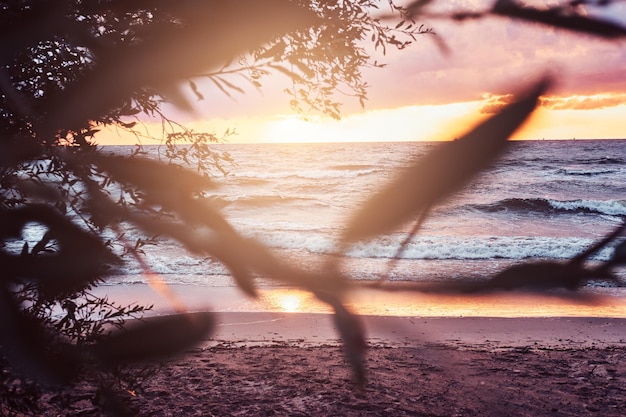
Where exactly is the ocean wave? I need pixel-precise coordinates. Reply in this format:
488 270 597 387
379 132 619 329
223 194 322 208
112 251 230 276
244 221 336 233
329 164 377 171
573 156 625 165
101 273 235 287
105 231 620 278
219 177 271 187
249 231 617 262
557 167 620 176
346 235 615 261
469 198 626 217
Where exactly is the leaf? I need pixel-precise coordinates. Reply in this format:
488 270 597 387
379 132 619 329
94 312 215 362
481 261 590 291
405 0 436 18
570 221 626 265
1 205 120 299
157 84 194 112
189 80 205 100
0 286 77 386
210 77 234 98
93 154 215 197
493 0 626 39
109 202 258 296
314 290 367 385
256 40 287 60
216 76 245 95
269 63 307 83
340 76 551 244
609 239 626 266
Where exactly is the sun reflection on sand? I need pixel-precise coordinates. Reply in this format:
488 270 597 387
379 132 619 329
93 282 626 318
249 287 626 317
344 288 626 318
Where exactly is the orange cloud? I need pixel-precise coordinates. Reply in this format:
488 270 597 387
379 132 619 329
480 92 626 114
541 94 626 110
479 94 516 114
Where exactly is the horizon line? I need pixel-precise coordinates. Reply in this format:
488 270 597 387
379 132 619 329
97 137 626 146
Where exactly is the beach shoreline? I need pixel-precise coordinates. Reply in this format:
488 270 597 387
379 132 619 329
93 281 626 319
37 283 624 416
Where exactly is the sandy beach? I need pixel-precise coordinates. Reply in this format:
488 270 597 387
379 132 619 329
37 313 626 416
33 284 626 416
133 328 626 417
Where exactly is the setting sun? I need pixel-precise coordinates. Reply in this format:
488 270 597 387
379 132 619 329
256 102 487 143
277 294 301 313
264 115 324 143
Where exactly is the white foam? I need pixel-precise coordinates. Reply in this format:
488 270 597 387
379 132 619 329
242 231 616 262
346 235 614 261
548 199 626 216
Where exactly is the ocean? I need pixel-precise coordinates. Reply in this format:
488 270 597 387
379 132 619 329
96 139 626 293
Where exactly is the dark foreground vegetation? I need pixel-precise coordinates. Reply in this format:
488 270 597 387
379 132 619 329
1 1 625 415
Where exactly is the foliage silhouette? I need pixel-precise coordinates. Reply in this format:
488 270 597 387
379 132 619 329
0 0 430 412
0 0 625 415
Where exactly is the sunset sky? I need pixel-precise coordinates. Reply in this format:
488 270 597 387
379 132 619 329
98 0 626 145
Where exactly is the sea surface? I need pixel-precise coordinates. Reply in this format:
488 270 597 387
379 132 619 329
91 139 626 293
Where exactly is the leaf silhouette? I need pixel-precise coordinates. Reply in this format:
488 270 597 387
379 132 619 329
479 261 591 292
570 221 626 265
609 239 626 267
91 155 238 237
94 311 215 362
340 76 551 245
0 286 77 385
93 154 215 196
92 193 260 297
1 205 119 299
493 0 626 39
314 290 367 385
405 0 436 17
